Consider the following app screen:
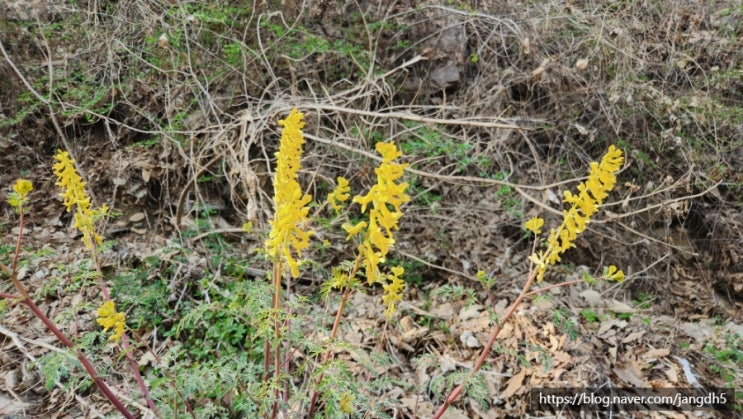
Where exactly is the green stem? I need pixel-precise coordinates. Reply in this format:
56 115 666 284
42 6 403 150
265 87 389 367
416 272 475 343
271 261 283 418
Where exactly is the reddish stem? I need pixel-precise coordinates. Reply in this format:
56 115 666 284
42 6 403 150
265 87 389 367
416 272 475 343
432 246 590 417
526 278 584 297
307 287 353 419
90 245 159 416
432 237 545 418
7 207 135 418
432 269 537 419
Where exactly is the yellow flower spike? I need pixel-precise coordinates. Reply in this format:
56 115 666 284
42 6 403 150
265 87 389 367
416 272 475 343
368 217 394 255
328 176 350 212
359 241 382 285
524 216 544 235
53 150 107 250
96 300 126 342
537 146 623 282
348 142 409 293
375 141 403 163
53 151 86 212
265 108 314 278
382 266 405 319
604 265 625 282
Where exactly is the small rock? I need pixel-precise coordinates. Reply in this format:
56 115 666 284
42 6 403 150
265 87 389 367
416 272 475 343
431 303 454 319
4 369 19 390
459 304 483 321
460 330 481 348
128 212 146 223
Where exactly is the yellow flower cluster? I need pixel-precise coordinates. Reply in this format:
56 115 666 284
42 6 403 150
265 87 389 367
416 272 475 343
7 178 33 211
382 266 405 319
342 142 410 317
524 216 544 235
327 177 350 212
265 108 314 278
96 300 126 342
604 265 625 282
53 151 108 251
532 145 624 282
343 142 409 283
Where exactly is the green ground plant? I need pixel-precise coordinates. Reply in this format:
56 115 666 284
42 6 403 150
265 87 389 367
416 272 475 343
704 332 743 383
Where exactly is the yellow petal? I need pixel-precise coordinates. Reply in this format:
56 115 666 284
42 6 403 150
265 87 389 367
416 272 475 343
342 221 367 239
524 216 544 235
12 179 33 197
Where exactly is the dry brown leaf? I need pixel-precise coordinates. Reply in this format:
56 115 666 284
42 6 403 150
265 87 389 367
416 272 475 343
613 366 648 387
502 368 526 399
597 318 628 335
552 351 572 365
622 331 645 343
606 299 635 313
458 304 483 321
664 362 679 383
401 396 434 417
461 311 490 333
440 406 469 419
128 212 146 223
606 346 617 364
402 327 429 343
400 315 416 333
579 289 603 306
431 302 455 319
641 347 671 361
459 331 480 348
439 354 457 374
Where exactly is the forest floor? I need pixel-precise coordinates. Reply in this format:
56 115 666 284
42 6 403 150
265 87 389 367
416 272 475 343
1 1 742 418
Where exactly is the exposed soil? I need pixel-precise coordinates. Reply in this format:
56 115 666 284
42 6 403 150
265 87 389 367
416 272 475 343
1 1 742 418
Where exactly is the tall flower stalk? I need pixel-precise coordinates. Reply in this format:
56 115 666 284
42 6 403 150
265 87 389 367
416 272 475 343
433 145 625 418
342 141 410 318
52 150 158 415
265 108 314 413
308 141 410 418
53 151 109 254
536 144 624 280
2 178 135 418
266 108 314 278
